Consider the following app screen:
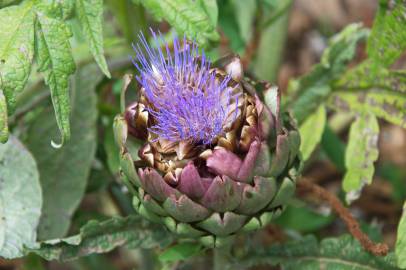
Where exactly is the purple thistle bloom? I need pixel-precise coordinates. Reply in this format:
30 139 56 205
132 31 238 144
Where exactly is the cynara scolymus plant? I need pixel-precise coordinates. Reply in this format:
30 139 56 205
114 31 302 246
1 0 406 268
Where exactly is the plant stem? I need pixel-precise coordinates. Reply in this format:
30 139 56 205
297 178 389 256
213 243 232 270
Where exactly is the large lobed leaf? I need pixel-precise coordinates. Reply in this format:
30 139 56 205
0 1 35 128
34 2 76 146
397 202 406 268
289 23 369 124
367 0 406 68
0 0 110 145
75 0 111 78
25 65 101 240
328 90 406 129
238 235 398 270
343 113 379 203
140 0 219 46
29 215 173 261
0 136 42 259
335 61 406 94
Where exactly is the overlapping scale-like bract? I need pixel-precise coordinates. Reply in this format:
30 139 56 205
114 32 301 247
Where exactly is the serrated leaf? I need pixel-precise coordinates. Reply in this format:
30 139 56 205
159 242 202 262
25 65 101 240
289 23 368 124
34 4 76 146
140 0 219 46
0 90 8 143
231 0 257 43
343 113 379 203
328 90 406 128
299 105 326 161
335 61 406 94
238 235 398 270
29 215 173 261
0 136 42 259
75 0 111 78
0 1 35 114
397 202 406 268
367 0 406 68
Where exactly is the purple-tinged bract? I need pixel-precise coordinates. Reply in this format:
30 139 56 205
132 31 236 144
116 36 302 245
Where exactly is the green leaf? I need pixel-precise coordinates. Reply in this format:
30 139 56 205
321 125 346 172
261 0 292 28
274 204 334 233
328 89 406 128
106 0 147 44
252 1 291 81
75 0 111 78
299 105 326 161
0 0 35 113
397 202 406 268
289 23 369 124
377 163 406 203
343 113 379 203
159 242 202 262
0 90 8 143
230 0 257 43
218 0 245 54
30 216 173 261
335 61 406 94
0 136 42 259
61 0 75 20
104 122 120 174
238 235 398 270
198 0 218 28
140 0 219 46
34 3 76 146
367 0 406 68
25 65 101 240
21 254 46 270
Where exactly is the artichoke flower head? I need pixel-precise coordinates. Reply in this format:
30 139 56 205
114 30 301 247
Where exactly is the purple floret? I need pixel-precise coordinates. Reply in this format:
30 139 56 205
132 31 237 144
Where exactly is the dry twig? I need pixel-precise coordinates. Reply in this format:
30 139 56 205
297 178 389 256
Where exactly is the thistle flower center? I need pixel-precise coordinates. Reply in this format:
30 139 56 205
132 31 237 144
